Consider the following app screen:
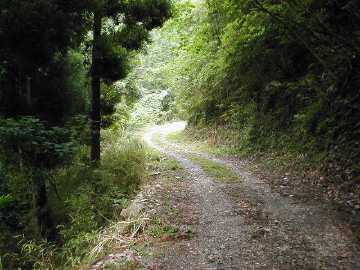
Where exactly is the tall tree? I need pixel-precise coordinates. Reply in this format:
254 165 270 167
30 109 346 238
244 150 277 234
89 0 172 161
0 0 89 122
0 0 90 240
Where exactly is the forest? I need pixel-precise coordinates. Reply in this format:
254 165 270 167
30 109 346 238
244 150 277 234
1 0 360 269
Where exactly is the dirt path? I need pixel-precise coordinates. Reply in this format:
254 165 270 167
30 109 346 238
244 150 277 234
141 122 360 270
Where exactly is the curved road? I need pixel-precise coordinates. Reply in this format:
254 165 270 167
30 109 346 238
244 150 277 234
143 122 360 270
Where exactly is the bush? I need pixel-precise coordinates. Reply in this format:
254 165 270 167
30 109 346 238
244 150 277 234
101 129 145 191
1 127 145 269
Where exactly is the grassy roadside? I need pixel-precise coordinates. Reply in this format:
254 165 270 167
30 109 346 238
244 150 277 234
9 129 147 270
125 148 194 269
10 127 188 270
166 128 320 177
83 145 192 270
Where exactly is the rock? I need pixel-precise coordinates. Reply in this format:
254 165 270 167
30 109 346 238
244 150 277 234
121 195 146 219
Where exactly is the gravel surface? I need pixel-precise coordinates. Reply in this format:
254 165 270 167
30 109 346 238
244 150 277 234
142 122 360 270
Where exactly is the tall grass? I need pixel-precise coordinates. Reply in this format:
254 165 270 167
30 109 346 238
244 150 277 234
17 129 146 270
101 129 145 192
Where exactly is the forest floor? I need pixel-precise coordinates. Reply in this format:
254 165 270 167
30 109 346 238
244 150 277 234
92 122 360 269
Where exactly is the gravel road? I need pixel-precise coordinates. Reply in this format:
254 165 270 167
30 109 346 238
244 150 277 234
142 122 360 270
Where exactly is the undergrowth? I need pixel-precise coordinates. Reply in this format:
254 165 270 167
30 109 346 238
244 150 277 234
168 125 321 175
5 130 146 270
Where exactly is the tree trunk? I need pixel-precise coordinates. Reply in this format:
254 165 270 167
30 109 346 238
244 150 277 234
35 170 56 240
91 11 102 162
26 76 32 108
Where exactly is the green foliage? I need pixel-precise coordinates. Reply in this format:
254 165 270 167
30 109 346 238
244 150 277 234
101 130 145 190
0 195 14 209
0 129 145 269
20 239 58 270
1 0 359 268
65 115 91 146
101 82 123 127
0 0 89 121
102 80 141 128
64 50 91 117
130 91 170 127
92 0 173 85
148 0 360 182
99 36 129 83
129 0 359 198
0 0 171 268
0 117 76 168
0 0 88 69
124 0 172 30
115 24 150 50
125 1 191 127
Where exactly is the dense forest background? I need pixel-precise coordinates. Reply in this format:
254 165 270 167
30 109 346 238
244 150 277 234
1 0 360 269
166 0 360 181
133 0 360 209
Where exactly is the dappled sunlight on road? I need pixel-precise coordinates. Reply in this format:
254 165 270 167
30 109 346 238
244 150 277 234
143 121 186 148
